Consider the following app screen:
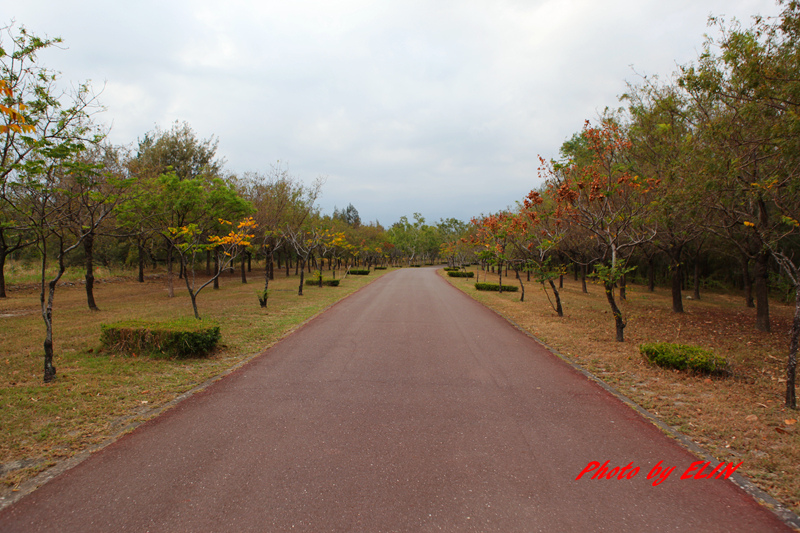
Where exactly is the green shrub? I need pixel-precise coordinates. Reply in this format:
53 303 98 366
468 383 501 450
443 267 460 272
639 342 727 374
100 319 221 359
374 266 387 270
305 278 340 286
349 269 370 275
447 271 474 278
411 264 421 268
474 282 518 292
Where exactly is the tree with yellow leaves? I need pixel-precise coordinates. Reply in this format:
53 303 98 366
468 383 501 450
167 217 257 319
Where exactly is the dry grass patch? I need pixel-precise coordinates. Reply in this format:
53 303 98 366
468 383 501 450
0 265 389 495
445 266 799 515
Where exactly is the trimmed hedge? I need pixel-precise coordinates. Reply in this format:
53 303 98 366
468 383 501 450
374 266 387 270
474 282 519 292
305 278 340 286
349 269 370 275
443 267 460 272
639 342 727 374
100 319 220 359
447 271 475 278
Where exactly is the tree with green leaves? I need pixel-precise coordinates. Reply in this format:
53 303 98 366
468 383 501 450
388 213 439 265
0 24 99 300
0 24 110 381
61 142 133 310
333 203 361 229
679 1 800 407
236 163 322 307
624 79 709 313
124 123 233 297
678 9 799 332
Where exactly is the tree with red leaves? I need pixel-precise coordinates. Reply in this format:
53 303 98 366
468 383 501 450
545 119 659 341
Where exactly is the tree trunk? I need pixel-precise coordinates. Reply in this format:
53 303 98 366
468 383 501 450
605 282 625 342
247 252 252 272
213 252 220 290
498 261 503 293
693 259 701 300
166 245 175 298
241 255 247 284
41 245 65 383
581 264 588 293
742 254 755 308
754 251 771 332
260 247 273 309
671 262 684 313
137 240 145 283
787 284 799 409
183 270 201 320
669 245 684 312
515 268 525 302
298 258 305 295
559 273 564 289
0 245 7 298
619 273 627 301
83 233 99 311
548 279 564 317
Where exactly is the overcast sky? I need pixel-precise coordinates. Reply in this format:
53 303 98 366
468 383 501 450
6 0 784 226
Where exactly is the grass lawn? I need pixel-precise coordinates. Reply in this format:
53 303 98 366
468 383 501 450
0 262 390 498
444 266 800 516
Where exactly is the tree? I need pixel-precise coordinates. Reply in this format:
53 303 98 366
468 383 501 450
547 119 659 341
333 203 361 228
236 163 322 307
0 24 107 381
0 74 36 296
286 220 324 296
0 26 72 298
126 122 227 295
134 120 222 181
167 217 256 319
388 213 438 265
624 79 709 313
469 213 514 291
514 189 568 313
678 11 797 332
683 1 800 408
9 130 116 382
62 143 132 310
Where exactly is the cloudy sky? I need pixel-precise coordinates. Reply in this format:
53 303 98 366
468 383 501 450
6 0 783 226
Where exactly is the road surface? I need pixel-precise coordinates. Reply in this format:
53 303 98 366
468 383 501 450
0 267 793 532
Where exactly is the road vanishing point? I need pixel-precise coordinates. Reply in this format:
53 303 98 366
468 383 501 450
0 267 795 532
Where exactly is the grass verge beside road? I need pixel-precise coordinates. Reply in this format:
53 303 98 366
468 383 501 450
443 266 800 516
0 265 390 498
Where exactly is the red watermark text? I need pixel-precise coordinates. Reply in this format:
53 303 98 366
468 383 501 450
575 460 742 486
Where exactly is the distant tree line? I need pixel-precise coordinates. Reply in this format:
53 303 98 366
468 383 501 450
0 23 472 382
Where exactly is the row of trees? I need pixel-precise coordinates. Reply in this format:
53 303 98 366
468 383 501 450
1 24 472 382
453 2 800 408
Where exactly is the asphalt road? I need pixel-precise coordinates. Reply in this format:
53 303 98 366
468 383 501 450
0 267 793 532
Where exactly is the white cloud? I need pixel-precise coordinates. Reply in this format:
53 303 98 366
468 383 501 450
4 0 784 224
